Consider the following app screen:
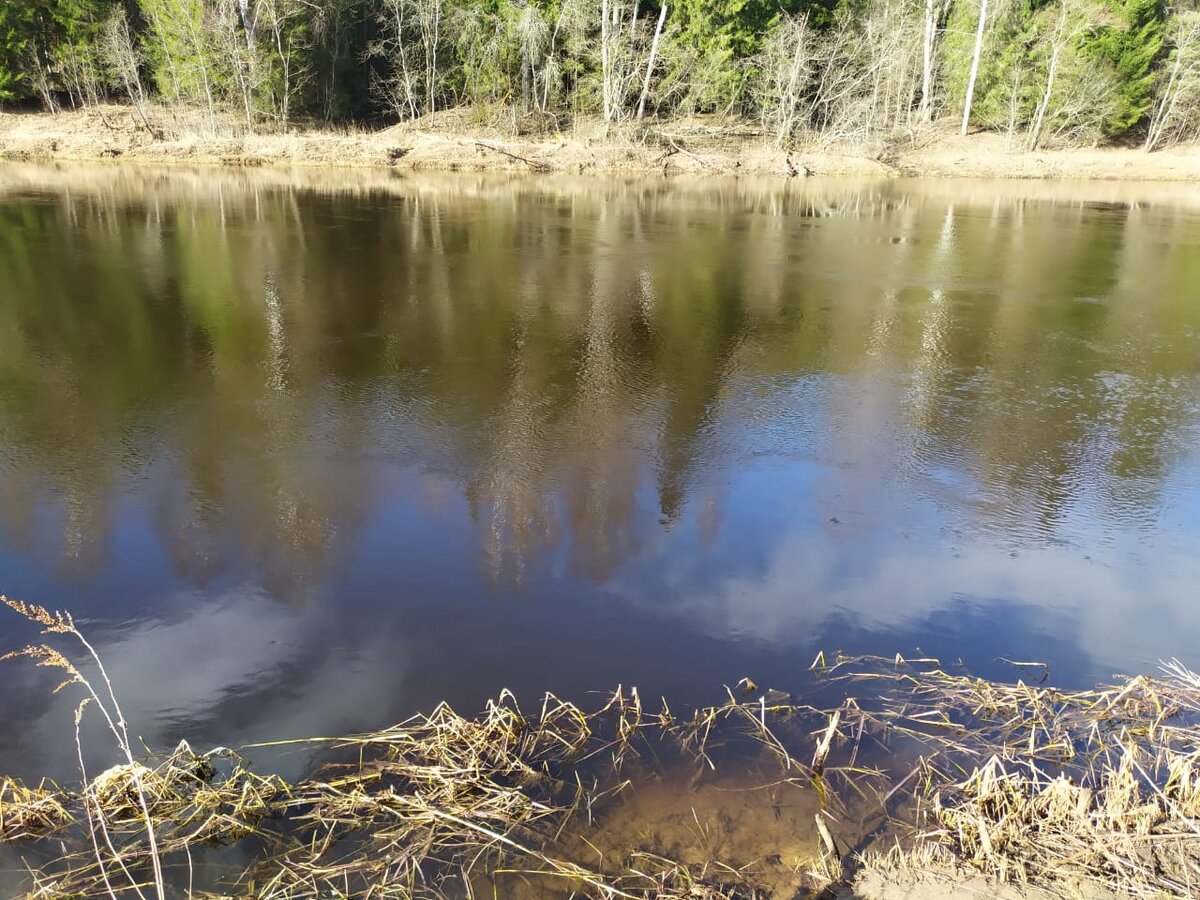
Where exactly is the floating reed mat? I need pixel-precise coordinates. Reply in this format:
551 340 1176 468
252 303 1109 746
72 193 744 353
2 599 1200 899
0 683 879 899
822 654 1200 898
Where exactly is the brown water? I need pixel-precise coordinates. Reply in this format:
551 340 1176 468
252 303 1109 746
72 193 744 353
1 164 1199 787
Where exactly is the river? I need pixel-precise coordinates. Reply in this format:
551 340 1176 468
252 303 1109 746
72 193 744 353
1 164 1198 784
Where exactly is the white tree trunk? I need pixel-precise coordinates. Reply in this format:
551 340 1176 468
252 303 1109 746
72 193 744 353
961 0 989 135
920 0 936 120
1145 18 1200 150
601 0 612 122
637 0 667 119
240 0 252 42
271 12 291 126
424 0 441 114
1028 28 1063 150
392 1 419 118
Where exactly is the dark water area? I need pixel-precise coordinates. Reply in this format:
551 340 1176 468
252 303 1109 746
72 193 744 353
1 164 1199 784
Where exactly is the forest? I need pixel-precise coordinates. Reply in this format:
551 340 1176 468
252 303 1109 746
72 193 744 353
1 0 1199 154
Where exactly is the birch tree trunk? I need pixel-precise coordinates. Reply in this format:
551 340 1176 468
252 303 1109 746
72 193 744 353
1028 10 1066 151
1145 15 1200 150
920 0 936 120
961 0 989 135
422 0 441 114
391 0 419 118
268 5 292 126
33 53 59 115
637 0 667 119
601 0 612 122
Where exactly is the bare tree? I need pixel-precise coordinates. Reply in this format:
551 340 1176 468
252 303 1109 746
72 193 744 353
310 0 356 121
597 0 667 123
260 0 312 127
540 0 592 115
600 0 615 120
920 0 952 120
599 0 639 122
55 42 106 109
755 14 817 144
211 0 264 128
415 0 444 114
636 0 667 119
21 41 60 114
374 0 422 118
1027 0 1117 149
99 8 158 137
515 3 551 113
1145 11 1200 150
804 1 924 145
1039 58 1119 146
141 0 220 131
1027 0 1070 148
1000 60 1031 149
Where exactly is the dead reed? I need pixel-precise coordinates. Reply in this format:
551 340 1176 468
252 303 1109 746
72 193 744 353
0 597 866 900
237 684 874 899
0 777 73 841
818 654 1200 897
4 595 1200 899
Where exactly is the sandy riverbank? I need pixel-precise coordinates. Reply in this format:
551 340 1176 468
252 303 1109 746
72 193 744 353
3 105 1200 181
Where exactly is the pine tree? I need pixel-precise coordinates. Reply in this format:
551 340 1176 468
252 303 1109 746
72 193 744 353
1085 0 1165 134
0 4 37 101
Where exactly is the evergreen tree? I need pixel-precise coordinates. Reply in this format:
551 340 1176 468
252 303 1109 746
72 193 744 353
1084 0 1165 134
0 5 36 101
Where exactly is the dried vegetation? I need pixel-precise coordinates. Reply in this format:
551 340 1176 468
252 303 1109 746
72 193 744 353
826 654 1200 898
3 596 1200 899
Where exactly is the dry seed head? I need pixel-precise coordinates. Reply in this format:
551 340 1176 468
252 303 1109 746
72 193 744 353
1 644 82 686
1 597 75 633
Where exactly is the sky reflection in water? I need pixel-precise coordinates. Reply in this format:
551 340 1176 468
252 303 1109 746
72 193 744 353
0 166 1198 780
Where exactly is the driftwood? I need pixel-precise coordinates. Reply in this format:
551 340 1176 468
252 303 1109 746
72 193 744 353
657 139 716 174
473 141 553 172
785 155 813 177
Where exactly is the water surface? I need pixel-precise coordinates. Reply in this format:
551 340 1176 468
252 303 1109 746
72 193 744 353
1 164 1199 781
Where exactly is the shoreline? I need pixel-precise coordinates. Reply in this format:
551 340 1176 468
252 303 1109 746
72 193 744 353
3 106 1200 182
0 647 1172 900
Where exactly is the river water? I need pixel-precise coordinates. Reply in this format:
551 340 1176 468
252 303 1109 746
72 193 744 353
1 164 1198 783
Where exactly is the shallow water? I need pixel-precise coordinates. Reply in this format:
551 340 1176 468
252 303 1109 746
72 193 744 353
1 164 1199 787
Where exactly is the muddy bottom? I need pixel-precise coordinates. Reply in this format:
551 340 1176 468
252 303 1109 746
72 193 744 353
497 742 885 900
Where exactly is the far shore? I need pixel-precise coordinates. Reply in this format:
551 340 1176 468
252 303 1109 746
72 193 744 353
3 105 1200 182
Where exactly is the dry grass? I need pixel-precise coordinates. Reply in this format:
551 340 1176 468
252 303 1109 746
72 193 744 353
822 654 1200 897
0 778 73 841
4 596 1200 899
9 744 286 899
237 685 874 899
0 662 866 898
87 743 286 845
5 105 1200 179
